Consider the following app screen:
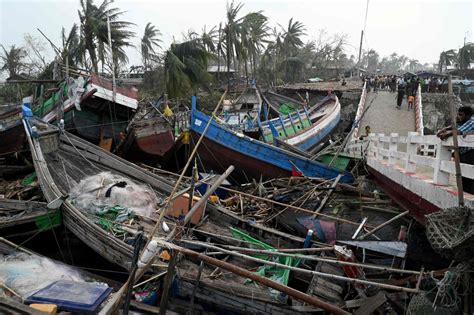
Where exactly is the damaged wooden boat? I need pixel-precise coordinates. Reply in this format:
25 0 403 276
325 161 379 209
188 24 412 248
0 199 61 237
34 73 138 150
190 96 353 183
259 93 341 151
0 104 25 156
117 94 176 166
221 85 262 133
0 237 119 313
23 115 327 313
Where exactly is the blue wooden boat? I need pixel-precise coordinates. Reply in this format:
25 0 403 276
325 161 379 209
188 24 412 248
190 96 353 183
259 93 341 151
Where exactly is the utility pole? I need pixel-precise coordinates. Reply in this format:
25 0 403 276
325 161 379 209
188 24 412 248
357 0 369 77
357 30 364 78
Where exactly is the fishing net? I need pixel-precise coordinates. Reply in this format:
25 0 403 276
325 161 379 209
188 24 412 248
425 206 474 260
407 292 459 315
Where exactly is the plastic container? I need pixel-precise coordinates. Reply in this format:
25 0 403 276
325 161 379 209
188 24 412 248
25 280 112 313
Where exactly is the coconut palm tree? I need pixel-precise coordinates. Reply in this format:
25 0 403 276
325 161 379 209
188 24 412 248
164 39 211 98
224 1 244 90
0 45 26 77
242 12 269 79
281 18 306 58
438 49 457 73
141 22 162 70
78 0 135 73
61 24 84 69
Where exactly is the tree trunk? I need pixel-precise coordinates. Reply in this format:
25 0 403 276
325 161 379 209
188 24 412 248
226 28 231 92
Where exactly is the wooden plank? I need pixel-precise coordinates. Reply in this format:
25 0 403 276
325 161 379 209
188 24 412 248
353 292 387 315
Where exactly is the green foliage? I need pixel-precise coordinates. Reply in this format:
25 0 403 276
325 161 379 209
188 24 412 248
164 39 211 99
0 45 26 77
78 0 135 73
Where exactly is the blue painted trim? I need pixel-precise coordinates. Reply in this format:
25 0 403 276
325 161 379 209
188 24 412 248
296 111 341 151
190 108 353 183
278 115 288 137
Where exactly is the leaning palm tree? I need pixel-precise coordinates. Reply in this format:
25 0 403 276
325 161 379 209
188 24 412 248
438 49 457 73
0 45 26 77
242 11 269 78
164 39 211 98
61 24 84 69
78 0 135 73
141 22 162 70
224 1 245 91
279 18 306 82
281 18 306 59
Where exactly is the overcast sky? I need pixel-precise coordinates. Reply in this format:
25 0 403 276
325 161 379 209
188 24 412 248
0 0 472 68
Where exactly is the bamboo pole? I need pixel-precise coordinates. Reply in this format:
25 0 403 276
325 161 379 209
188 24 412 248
139 90 227 265
162 240 420 295
163 242 350 315
448 75 464 206
358 210 409 240
183 240 422 275
139 164 376 227
107 92 229 311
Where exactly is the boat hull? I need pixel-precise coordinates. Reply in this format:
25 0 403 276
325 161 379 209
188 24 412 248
121 128 175 165
191 131 290 182
0 108 25 155
367 165 440 224
190 103 353 183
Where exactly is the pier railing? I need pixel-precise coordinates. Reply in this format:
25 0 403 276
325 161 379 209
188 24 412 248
367 132 474 185
414 84 424 135
350 81 368 141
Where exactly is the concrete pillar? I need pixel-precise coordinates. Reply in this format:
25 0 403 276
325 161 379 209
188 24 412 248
405 132 418 172
388 133 399 165
433 141 451 185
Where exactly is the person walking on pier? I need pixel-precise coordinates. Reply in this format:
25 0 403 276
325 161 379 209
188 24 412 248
437 106 474 194
396 79 406 109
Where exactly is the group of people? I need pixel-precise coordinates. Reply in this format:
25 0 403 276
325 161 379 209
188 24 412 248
365 75 398 93
437 106 474 194
395 77 420 110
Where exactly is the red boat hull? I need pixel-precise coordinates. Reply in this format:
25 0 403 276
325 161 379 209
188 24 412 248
367 165 440 224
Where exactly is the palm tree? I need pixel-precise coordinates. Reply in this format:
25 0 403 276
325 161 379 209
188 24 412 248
141 22 162 70
78 0 135 73
281 18 306 58
164 39 211 98
224 1 244 91
438 49 457 73
0 45 26 77
61 24 83 69
260 27 283 83
242 12 269 79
